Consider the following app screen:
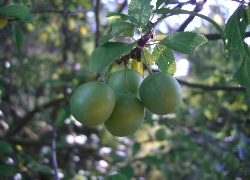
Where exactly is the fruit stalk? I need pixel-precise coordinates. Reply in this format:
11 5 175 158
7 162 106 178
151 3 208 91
124 63 128 93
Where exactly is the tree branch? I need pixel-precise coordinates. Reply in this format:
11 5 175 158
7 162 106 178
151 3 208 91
204 32 250 41
177 0 207 32
30 8 91 14
117 0 128 13
94 0 101 47
177 79 245 92
6 98 69 137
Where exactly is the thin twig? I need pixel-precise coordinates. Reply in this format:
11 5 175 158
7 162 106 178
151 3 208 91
117 0 128 13
51 129 59 180
177 0 207 32
94 0 101 47
30 8 91 14
41 108 59 180
177 79 245 92
6 98 68 137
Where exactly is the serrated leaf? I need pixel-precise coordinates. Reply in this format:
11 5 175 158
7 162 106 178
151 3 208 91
0 4 29 19
131 59 144 77
0 140 13 153
112 22 135 37
89 42 136 73
234 54 250 94
106 12 129 27
225 5 247 55
159 32 207 54
152 44 176 75
10 25 24 51
142 48 153 71
99 22 135 45
128 0 152 29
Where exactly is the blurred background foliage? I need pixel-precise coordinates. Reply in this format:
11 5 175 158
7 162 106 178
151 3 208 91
0 0 250 179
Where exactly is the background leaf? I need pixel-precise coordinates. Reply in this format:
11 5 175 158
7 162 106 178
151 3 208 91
234 53 250 94
128 0 152 29
10 24 24 51
152 44 176 75
99 22 135 45
0 140 13 153
131 59 144 77
106 12 129 27
0 4 29 19
224 5 247 55
109 173 129 180
89 42 136 73
0 165 17 176
159 32 207 54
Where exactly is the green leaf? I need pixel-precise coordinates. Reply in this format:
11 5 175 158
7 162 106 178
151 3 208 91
10 25 24 50
156 0 178 8
154 8 225 44
152 44 176 75
234 54 250 94
128 0 152 29
156 0 165 9
119 166 134 179
159 32 207 54
28 161 53 173
99 34 113 45
0 4 29 19
132 142 141 156
109 173 129 180
136 155 165 165
112 22 135 37
142 48 153 71
89 42 136 73
224 5 247 55
0 140 13 153
0 165 16 175
106 12 129 27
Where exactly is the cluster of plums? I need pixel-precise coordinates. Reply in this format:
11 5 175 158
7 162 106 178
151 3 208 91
70 69 182 137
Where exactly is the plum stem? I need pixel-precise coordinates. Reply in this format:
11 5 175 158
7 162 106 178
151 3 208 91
124 63 128 93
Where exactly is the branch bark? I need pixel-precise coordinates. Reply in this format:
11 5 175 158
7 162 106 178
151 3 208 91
6 98 68 137
94 0 101 47
177 79 245 92
177 0 207 32
30 8 91 14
